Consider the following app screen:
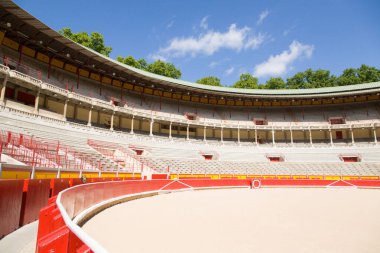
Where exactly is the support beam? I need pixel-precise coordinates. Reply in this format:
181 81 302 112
149 118 154 137
87 106 93 126
203 126 207 142
373 127 377 144
237 125 240 144
290 128 294 145
0 74 8 105
309 128 313 145
110 112 115 131
62 99 69 120
186 124 190 141
34 90 40 114
272 129 275 145
329 129 334 146
254 128 258 145
130 116 134 134
350 127 355 144
220 126 224 143
169 122 172 139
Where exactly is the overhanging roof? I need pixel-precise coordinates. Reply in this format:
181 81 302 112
1 0 380 99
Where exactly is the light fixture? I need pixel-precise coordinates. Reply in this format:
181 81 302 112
112 73 116 76
6 22 11 28
66 53 70 58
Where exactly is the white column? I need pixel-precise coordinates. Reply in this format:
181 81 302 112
169 122 172 139
0 74 8 105
373 127 377 144
329 129 333 146
290 128 294 145
203 126 207 142
220 126 224 143
149 118 154 137
350 127 355 144
237 125 240 144
62 99 69 120
34 90 40 114
254 128 258 145
110 112 115 131
130 116 134 134
186 124 190 141
309 127 313 145
271 128 275 145
87 106 93 126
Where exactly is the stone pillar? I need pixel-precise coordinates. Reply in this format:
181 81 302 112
110 112 115 131
169 122 172 139
87 106 93 126
149 118 154 137
329 129 333 146
237 126 240 144
34 90 40 114
0 74 8 105
203 126 207 142
373 127 377 144
62 99 69 120
272 129 275 145
254 128 258 145
186 124 190 141
130 116 134 134
220 127 224 143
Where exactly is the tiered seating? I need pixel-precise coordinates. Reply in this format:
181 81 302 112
1 107 380 177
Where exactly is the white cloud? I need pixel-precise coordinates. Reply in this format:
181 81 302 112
253 40 314 77
245 33 266 49
167 20 174 29
149 53 167 62
200 16 209 30
283 25 296 36
156 24 265 58
257 10 270 25
208 58 230 68
225 66 235 76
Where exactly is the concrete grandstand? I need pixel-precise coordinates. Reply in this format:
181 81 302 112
0 1 380 253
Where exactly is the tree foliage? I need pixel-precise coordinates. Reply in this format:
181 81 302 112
147 60 181 79
59 28 112 56
264 77 286 89
117 56 181 79
233 73 258 89
286 69 336 89
196 76 222 86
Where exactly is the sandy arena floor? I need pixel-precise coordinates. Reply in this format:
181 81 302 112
83 188 380 253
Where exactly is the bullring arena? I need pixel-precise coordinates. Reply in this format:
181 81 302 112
0 1 380 253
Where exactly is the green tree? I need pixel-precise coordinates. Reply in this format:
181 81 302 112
264 77 286 89
336 68 360 86
357 64 380 83
233 73 258 89
147 60 181 79
117 56 141 68
287 69 336 89
59 28 112 56
196 76 222 86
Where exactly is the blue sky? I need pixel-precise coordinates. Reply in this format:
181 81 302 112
14 0 380 86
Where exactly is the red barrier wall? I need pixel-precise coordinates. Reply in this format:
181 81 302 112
20 179 51 226
36 178 380 253
0 180 24 238
52 179 71 197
